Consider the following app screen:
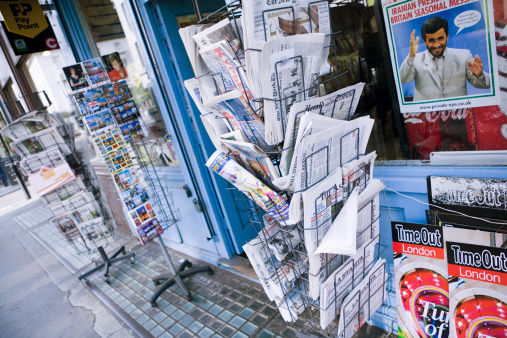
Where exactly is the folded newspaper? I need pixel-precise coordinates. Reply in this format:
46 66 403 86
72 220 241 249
206 151 293 224
241 0 331 95
337 258 387 338
260 33 325 145
302 168 343 299
280 82 366 175
319 236 379 329
315 188 359 257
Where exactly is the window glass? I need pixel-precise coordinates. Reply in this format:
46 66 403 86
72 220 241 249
78 0 179 167
329 1 507 161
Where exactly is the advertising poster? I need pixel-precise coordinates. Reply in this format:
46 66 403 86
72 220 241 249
392 222 449 338
383 0 500 113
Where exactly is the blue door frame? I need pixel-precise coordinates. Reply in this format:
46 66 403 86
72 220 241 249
131 0 259 258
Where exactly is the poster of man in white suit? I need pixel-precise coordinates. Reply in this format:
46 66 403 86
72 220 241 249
383 0 499 113
400 16 490 101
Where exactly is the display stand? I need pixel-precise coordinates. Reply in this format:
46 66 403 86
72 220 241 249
149 236 213 306
78 246 135 285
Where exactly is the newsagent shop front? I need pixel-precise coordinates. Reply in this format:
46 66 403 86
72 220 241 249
27 0 507 336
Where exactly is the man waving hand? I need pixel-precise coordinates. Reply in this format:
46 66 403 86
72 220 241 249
399 16 490 101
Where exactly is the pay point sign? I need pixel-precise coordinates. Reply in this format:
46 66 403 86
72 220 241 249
0 0 48 38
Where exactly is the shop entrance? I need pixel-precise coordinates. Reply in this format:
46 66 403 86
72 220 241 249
130 0 259 258
70 0 232 261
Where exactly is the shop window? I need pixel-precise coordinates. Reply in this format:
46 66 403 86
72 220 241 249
78 0 179 167
327 0 507 161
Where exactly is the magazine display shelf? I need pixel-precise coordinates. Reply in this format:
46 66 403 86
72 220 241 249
194 2 394 336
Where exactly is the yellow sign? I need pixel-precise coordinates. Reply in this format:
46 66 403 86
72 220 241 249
0 0 47 39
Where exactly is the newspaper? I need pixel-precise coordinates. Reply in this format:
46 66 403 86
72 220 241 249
49 191 95 217
267 223 302 261
342 151 376 199
319 236 378 329
260 33 325 145
274 114 374 194
277 282 306 322
51 214 81 240
242 0 331 94
315 187 359 257
41 178 86 205
337 259 387 338
243 218 281 301
77 217 111 243
184 78 232 149
357 179 385 248
199 41 255 103
179 24 210 77
280 83 366 175
11 127 71 157
193 18 243 57
206 90 270 150
28 164 75 197
20 148 66 175
221 138 279 184
243 216 306 302
206 151 293 224
70 202 101 224
302 168 344 299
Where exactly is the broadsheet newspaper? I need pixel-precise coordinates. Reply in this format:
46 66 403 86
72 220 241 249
319 236 378 329
337 258 387 338
342 151 376 200
242 215 307 317
302 168 344 300
280 82 366 175
242 0 331 95
260 33 325 145
200 41 255 103
205 90 270 150
382 0 499 113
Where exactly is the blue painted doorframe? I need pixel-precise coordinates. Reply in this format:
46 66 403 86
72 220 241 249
131 0 258 259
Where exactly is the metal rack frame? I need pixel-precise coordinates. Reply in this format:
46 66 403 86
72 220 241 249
195 1 393 336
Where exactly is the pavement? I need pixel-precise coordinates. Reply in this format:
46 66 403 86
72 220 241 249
0 187 395 338
0 190 134 338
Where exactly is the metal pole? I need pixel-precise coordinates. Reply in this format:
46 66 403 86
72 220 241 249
191 0 203 21
157 235 177 275
0 135 30 199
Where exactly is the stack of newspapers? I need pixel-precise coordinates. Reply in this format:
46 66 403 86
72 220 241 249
181 0 388 334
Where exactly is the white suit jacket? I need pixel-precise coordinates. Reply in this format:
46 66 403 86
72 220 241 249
399 48 490 101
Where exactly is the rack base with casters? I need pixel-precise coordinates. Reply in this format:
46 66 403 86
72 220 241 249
78 246 135 285
149 237 213 307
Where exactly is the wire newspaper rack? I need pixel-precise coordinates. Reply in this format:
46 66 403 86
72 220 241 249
194 1 395 336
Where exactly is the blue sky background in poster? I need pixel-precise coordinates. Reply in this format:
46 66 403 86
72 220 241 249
391 1 490 100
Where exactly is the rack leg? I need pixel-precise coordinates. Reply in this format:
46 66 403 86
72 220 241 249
150 237 212 307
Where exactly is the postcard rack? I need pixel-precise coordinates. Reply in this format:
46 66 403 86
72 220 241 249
129 136 180 233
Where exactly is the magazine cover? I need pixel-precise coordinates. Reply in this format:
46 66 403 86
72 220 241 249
392 221 449 338
443 227 506 338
